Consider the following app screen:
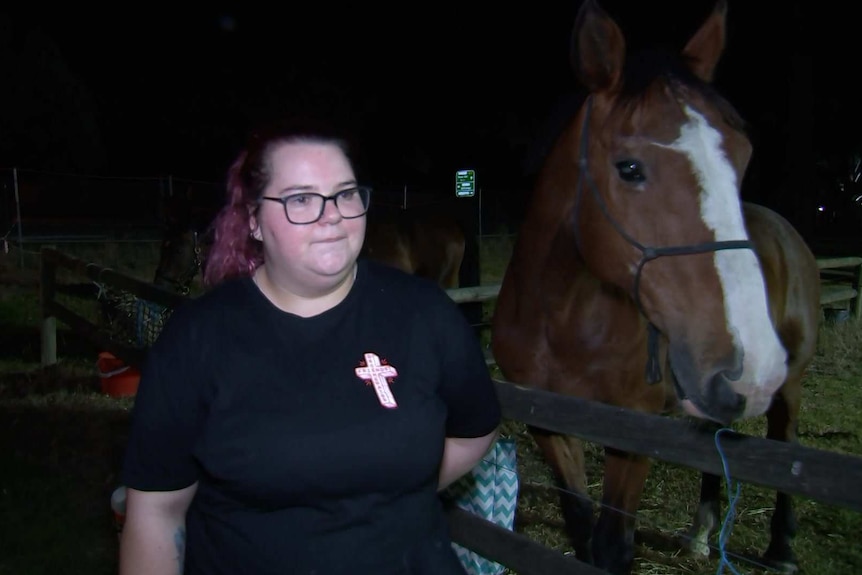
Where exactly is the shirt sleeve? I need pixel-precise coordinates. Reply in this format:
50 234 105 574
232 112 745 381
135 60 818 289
121 302 207 491
428 293 501 438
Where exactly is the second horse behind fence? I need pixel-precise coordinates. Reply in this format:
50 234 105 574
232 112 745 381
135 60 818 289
361 206 469 290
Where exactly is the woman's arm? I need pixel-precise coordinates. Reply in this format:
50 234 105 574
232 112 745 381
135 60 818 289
437 428 499 491
119 483 198 575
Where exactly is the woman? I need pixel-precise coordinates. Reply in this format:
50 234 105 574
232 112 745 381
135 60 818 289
119 118 501 575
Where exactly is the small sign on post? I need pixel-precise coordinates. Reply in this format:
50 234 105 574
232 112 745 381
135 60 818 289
455 169 476 198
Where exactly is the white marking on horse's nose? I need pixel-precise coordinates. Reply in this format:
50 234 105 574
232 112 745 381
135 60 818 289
671 105 787 418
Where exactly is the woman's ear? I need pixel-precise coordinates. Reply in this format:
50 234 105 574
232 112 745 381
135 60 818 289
249 214 262 241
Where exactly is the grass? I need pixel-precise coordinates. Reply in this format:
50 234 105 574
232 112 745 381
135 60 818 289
2 238 862 575
0 400 127 575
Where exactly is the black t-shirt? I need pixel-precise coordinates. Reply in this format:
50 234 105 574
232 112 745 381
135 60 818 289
121 260 501 574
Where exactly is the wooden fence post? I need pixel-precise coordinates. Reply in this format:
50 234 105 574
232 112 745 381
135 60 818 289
854 262 862 320
40 245 57 366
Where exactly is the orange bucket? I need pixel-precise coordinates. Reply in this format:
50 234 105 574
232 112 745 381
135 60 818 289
97 352 140 397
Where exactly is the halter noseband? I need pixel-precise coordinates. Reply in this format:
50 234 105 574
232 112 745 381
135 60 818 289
573 96 754 384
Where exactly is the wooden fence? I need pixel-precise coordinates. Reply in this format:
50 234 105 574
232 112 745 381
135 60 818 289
817 256 862 318
38 247 862 575
39 248 187 368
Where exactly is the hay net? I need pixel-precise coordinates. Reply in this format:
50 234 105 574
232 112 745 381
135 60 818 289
99 288 174 349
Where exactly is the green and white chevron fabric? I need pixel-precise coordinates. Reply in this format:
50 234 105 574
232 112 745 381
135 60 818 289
444 438 519 575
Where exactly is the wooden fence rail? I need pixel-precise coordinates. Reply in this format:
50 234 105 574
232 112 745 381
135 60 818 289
441 379 862 574
817 256 862 318
40 247 187 368
495 379 862 511
38 246 862 575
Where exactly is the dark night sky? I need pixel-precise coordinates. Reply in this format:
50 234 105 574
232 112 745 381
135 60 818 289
1 0 856 229
3 3 582 181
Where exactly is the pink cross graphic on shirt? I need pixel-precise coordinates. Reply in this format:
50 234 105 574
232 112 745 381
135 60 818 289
355 352 399 409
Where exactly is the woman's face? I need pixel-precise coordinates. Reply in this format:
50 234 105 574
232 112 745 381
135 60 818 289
250 141 366 289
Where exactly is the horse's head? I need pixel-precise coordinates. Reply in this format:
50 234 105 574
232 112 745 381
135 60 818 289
153 228 203 295
557 0 786 423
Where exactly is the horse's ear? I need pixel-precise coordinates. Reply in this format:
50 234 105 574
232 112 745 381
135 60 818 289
681 0 728 82
570 0 626 93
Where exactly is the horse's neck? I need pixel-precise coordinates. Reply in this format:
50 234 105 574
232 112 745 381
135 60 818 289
503 223 654 393
508 176 646 339
511 167 583 284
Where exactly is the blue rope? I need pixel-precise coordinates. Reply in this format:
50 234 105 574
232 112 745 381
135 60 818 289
714 427 744 575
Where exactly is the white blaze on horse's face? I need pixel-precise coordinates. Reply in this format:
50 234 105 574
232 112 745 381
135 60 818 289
669 104 788 418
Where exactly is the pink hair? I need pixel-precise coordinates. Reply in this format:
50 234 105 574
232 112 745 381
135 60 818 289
201 152 263 287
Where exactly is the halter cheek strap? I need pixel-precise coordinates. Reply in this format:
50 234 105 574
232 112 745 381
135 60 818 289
573 96 754 384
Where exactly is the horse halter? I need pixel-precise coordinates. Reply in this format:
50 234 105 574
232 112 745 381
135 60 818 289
573 96 755 384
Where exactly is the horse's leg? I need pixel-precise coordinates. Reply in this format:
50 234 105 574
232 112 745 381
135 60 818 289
687 380 802 574
528 426 595 563
761 377 801 573
593 447 651 575
685 472 721 558
685 420 723 558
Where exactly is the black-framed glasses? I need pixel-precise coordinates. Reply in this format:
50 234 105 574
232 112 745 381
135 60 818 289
261 186 372 225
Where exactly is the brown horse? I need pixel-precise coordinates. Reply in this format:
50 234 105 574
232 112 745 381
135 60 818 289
491 1 820 574
361 207 467 290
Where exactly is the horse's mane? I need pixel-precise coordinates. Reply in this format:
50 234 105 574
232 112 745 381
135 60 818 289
613 48 747 136
523 89 589 179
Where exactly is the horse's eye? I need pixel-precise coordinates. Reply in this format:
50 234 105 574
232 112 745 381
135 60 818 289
615 160 645 183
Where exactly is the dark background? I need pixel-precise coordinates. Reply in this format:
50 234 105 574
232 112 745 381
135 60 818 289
0 1 857 240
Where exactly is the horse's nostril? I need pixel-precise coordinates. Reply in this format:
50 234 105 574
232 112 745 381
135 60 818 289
707 370 746 423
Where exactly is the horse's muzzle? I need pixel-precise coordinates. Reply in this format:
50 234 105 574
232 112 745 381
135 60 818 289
670 360 747 425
